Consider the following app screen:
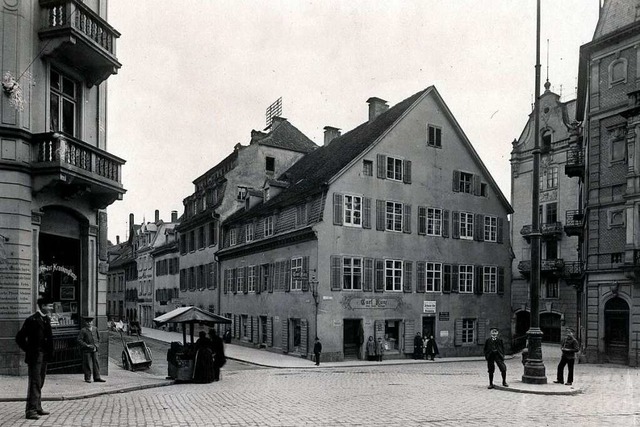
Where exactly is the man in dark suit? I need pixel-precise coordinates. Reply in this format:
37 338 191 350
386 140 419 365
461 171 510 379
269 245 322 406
554 327 580 386
484 327 509 389
209 329 226 382
15 297 54 420
77 316 106 383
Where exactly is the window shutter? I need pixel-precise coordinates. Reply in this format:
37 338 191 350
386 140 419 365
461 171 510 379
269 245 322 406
376 200 385 231
403 319 415 354
363 197 372 229
497 266 505 295
234 315 239 338
418 207 426 235
255 266 261 294
243 266 248 294
474 265 483 294
330 256 341 291
443 264 451 294
452 211 460 239
442 210 450 238
452 170 460 192
252 316 259 344
403 160 412 184
377 154 386 179
473 174 481 195
267 317 273 347
454 319 462 346
474 214 484 241
416 261 426 293
497 217 504 243
268 263 274 293
364 258 374 292
281 318 289 352
477 318 488 344
232 268 238 294
451 265 459 293
285 259 291 292
375 259 385 292
302 256 310 291
222 270 227 294
403 261 413 293
403 204 411 233
301 318 309 356
333 193 343 225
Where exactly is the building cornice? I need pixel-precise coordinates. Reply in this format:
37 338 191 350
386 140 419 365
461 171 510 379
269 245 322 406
217 226 316 260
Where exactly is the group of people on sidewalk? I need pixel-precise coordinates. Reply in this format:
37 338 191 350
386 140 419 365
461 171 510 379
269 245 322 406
413 332 439 361
192 329 227 383
365 336 388 361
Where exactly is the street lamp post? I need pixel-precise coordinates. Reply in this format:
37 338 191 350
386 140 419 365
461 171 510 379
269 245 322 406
310 277 319 339
522 0 547 384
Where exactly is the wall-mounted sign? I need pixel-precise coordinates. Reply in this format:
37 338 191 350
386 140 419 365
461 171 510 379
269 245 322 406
349 297 399 310
423 301 436 314
440 330 449 337
438 312 450 321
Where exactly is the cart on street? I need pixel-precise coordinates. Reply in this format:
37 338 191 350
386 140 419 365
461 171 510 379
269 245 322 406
119 329 153 371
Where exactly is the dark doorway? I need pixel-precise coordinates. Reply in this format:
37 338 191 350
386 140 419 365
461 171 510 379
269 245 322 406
605 297 629 364
540 312 561 343
514 311 530 352
422 317 435 338
343 319 362 360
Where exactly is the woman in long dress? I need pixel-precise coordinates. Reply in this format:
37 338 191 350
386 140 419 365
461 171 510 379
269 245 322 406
192 331 215 383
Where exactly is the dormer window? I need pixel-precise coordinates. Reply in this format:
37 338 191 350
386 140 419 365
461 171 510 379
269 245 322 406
237 186 248 201
266 156 275 173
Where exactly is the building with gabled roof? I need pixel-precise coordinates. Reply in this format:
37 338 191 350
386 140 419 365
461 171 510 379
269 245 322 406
218 87 514 361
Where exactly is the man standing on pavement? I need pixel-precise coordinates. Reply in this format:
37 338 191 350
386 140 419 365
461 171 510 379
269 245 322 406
484 327 508 389
554 327 580 386
77 316 106 383
15 296 54 420
209 328 226 381
313 337 322 366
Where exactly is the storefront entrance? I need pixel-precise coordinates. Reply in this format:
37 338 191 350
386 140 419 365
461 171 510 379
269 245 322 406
422 317 435 338
605 297 629 364
343 319 362 360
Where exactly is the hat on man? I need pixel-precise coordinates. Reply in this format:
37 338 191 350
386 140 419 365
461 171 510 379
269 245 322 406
36 296 53 306
490 327 499 332
83 316 95 322
565 327 575 333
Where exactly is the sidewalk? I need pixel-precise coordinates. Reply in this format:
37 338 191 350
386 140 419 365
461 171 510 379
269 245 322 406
0 328 570 402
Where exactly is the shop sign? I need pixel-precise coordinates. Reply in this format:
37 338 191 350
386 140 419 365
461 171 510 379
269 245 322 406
440 330 449 337
438 312 450 321
423 301 436 314
39 264 77 281
350 297 399 310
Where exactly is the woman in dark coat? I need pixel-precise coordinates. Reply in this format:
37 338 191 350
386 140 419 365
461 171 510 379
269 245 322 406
210 329 226 382
192 331 215 383
425 335 439 361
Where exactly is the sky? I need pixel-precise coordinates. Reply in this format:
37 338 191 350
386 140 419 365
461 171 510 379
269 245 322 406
105 1 601 243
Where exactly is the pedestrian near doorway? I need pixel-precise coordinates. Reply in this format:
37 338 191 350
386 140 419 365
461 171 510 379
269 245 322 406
376 337 385 362
554 328 580 386
413 332 423 359
425 335 439 361
366 336 376 361
313 337 322 365
15 297 54 420
77 317 106 383
484 327 508 389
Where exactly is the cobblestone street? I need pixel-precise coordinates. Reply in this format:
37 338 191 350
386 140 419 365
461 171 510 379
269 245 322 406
1 355 639 427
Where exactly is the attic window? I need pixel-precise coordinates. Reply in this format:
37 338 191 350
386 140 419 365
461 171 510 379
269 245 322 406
266 156 275 173
363 160 373 176
480 183 488 197
237 186 248 201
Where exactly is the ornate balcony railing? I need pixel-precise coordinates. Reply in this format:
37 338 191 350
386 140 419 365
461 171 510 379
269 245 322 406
564 210 584 237
565 148 585 178
520 222 563 241
518 259 565 276
562 261 584 277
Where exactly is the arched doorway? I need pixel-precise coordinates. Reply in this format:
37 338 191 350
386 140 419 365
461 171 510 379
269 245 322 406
605 297 629 364
540 312 561 343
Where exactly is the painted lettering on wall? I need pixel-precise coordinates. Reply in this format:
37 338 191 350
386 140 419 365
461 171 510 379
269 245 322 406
0 259 33 318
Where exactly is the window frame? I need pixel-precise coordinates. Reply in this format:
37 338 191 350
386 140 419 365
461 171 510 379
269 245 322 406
229 228 237 246
427 124 442 148
246 223 254 242
458 265 474 293
484 216 497 242
483 266 497 293
237 186 248 201
386 156 404 181
459 172 473 194
427 208 442 236
385 201 403 232
459 212 474 240
291 257 303 291
461 318 475 344
49 68 79 137
342 256 363 291
248 266 256 293
363 160 373 176
385 259 403 292
264 216 274 237
343 194 363 227
426 262 442 292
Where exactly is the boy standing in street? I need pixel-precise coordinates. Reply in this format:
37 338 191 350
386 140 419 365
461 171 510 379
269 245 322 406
484 327 508 389
77 316 106 383
554 327 580 386
15 297 54 420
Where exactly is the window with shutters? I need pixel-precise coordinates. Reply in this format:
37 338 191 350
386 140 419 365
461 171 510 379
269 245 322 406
483 266 497 293
459 212 474 240
246 223 254 242
427 208 442 236
459 172 473 194
248 266 256 292
386 156 404 181
462 318 475 344
208 221 218 247
363 160 373 176
291 257 303 291
198 265 206 290
344 195 362 227
427 124 442 148
459 265 474 293
343 257 363 290
260 264 270 292
226 269 234 294
241 315 248 338
236 267 244 293
264 216 274 237
426 262 442 292
385 260 403 291
189 230 196 252
484 216 497 242
229 228 237 246
198 226 205 249
386 201 403 232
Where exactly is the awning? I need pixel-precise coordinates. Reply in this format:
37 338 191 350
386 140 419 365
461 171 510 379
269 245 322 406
153 306 231 326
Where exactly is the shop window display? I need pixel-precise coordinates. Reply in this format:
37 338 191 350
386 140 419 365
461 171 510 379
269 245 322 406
384 320 400 351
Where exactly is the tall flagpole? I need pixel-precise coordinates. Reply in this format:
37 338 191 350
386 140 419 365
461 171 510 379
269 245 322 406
522 0 548 384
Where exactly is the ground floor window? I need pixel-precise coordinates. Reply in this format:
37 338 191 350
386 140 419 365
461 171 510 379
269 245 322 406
385 320 400 350
462 318 475 344
241 315 248 338
292 318 302 350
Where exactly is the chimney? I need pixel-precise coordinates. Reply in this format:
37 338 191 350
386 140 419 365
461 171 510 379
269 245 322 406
323 126 341 146
367 97 389 122
116 235 120 244
129 213 134 229
155 209 160 223
171 210 178 222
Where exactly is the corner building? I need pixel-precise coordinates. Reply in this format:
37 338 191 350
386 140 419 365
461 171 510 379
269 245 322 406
576 0 640 365
219 87 514 361
0 0 125 374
